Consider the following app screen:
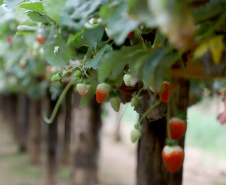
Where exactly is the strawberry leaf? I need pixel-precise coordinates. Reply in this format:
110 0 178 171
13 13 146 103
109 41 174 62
86 45 113 69
129 0 156 27
42 0 65 22
19 2 46 14
27 12 49 23
100 2 139 45
4 0 24 9
60 0 105 32
143 48 168 88
98 45 147 83
43 27 71 66
83 27 105 49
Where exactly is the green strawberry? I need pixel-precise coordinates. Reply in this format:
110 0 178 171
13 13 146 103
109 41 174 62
51 74 61 82
131 96 141 107
74 69 82 77
130 128 141 143
110 97 120 112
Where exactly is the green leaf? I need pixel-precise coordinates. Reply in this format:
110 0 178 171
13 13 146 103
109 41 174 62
84 27 105 49
98 45 147 83
0 0 4 5
143 48 168 88
100 2 139 45
27 12 49 23
86 45 113 69
60 0 105 32
4 0 24 9
192 0 225 23
43 0 66 22
19 2 45 14
129 0 157 27
67 28 85 46
80 83 97 106
43 28 72 66
154 51 181 90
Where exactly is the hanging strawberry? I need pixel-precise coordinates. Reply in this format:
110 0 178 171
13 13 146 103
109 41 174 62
131 96 141 107
158 81 174 102
77 83 87 97
130 125 143 143
162 145 184 173
110 97 121 112
96 83 111 103
123 73 133 87
170 118 187 140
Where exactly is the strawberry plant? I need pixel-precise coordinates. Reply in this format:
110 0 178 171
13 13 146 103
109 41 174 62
1 0 226 184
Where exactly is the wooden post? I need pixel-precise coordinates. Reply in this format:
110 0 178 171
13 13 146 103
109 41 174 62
137 78 189 185
62 87 73 165
16 94 29 152
46 94 59 185
28 98 42 165
72 95 101 185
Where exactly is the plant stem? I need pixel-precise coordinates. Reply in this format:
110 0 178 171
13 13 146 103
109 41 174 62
167 100 171 139
43 77 75 124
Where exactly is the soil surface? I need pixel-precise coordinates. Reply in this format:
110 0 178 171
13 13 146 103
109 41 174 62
0 116 226 185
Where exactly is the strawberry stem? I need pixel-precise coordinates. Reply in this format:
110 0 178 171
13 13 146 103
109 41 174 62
43 77 75 124
167 100 171 139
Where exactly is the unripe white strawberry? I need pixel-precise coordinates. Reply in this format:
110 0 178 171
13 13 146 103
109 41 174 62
96 83 111 103
110 97 120 112
123 74 133 87
77 83 87 96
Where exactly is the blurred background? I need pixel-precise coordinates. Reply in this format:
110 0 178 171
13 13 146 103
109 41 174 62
0 95 226 185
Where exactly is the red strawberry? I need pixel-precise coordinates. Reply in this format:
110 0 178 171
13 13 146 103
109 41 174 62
36 33 47 45
158 81 174 102
68 67 73 77
6 36 12 43
162 145 184 173
45 66 52 74
96 83 111 103
77 83 87 97
170 118 187 140
127 32 134 38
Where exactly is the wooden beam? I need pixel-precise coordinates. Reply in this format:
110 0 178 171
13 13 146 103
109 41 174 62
172 60 226 79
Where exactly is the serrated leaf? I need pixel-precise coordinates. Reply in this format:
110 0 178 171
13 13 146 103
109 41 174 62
143 48 168 88
60 0 105 33
43 0 65 22
154 51 181 90
80 82 97 106
129 0 156 27
86 45 113 69
192 0 225 23
4 0 24 9
98 45 147 83
100 2 139 45
84 27 105 49
43 29 71 66
27 12 48 23
19 2 45 14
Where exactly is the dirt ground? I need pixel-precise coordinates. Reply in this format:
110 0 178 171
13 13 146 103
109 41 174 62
0 118 226 185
